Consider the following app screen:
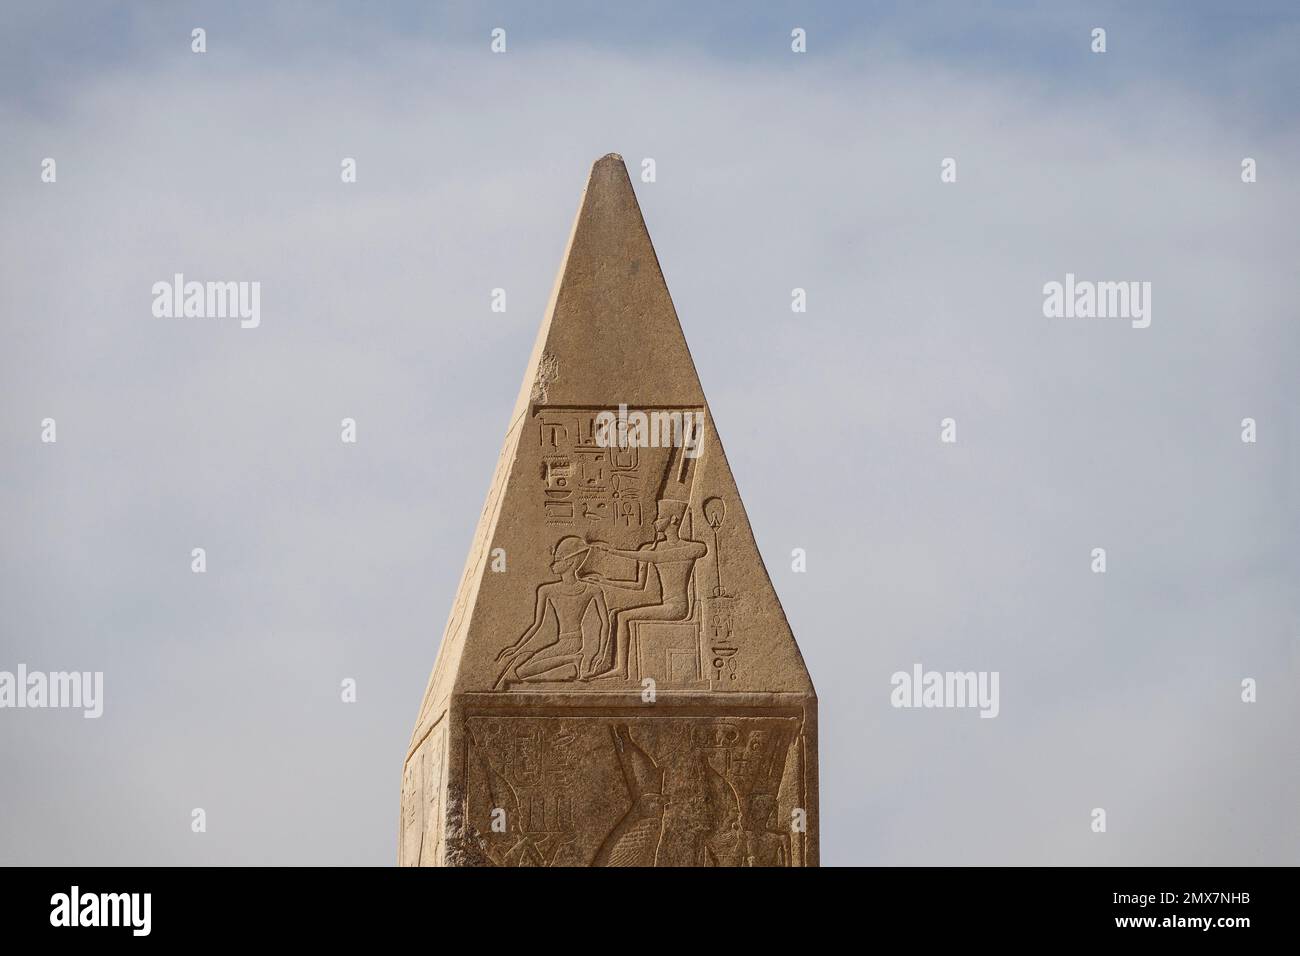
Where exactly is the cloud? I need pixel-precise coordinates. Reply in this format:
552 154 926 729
1 5 1296 864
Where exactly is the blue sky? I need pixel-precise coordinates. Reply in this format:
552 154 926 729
1 1 1297 865
5 1 1298 116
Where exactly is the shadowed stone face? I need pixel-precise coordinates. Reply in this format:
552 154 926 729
402 154 818 867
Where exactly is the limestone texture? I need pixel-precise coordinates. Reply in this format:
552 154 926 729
401 154 818 867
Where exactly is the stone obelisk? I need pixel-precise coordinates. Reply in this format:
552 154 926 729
401 154 818 867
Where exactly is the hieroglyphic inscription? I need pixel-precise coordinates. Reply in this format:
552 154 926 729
461 715 806 867
400 719 447 866
494 406 749 691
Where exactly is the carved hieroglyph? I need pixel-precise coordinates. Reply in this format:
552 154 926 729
402 154 818 866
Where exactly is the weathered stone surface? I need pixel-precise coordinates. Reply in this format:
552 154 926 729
401 154 818 867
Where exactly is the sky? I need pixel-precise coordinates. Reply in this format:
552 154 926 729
0 1 1297 865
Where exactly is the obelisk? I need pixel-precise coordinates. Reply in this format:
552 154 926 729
401 154 818 867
